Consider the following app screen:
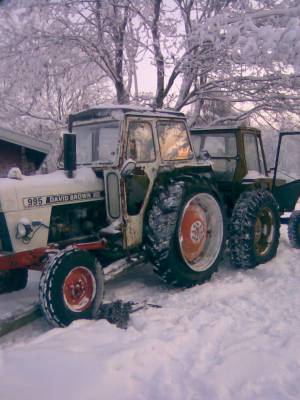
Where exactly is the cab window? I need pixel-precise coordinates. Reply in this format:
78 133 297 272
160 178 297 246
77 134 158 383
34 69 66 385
127 121 155 162
257 136 266 175
192 133 237 181
157 121 193 161
192 133 236 157
244 134 261 172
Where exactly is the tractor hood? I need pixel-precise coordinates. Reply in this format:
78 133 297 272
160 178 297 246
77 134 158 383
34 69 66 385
0 167 103 213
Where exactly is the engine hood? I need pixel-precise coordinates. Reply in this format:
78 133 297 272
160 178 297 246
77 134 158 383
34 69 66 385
0 167 104 212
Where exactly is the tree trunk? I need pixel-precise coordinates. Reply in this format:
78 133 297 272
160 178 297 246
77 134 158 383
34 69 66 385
113 1 130 104
116 80 130 104
152 0 164 109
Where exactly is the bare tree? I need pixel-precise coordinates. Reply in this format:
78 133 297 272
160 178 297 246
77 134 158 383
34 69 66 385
132 0 300 125
2 0 300 134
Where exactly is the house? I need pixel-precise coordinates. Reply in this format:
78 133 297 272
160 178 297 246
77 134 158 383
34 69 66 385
0 126 52 177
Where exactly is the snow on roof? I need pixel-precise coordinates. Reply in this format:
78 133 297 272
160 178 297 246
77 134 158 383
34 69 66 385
0 126 52 154
190 125 260 133
70 104 185 121
82 104 154 112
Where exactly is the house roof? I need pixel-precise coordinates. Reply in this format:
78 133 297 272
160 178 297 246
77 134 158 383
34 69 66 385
0 126 52 154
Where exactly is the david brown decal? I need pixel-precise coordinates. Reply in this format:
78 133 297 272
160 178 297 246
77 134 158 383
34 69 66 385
23 191 101 208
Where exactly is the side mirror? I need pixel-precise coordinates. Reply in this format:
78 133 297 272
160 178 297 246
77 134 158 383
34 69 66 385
121 159 137 177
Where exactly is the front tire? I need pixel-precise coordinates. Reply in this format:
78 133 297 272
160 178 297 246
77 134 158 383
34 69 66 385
146 182 225 287
39 248 104 327
229 190 280 268
288 210 300 248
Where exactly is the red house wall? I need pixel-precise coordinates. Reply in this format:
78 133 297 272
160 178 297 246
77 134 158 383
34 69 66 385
0 139 40 177
0 140 23 177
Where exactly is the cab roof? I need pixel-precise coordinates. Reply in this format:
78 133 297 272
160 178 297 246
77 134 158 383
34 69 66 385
69 104 185 127
190 125 261 135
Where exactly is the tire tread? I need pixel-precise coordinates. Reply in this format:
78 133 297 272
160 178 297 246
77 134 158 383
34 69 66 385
288 210 300 249
229 190 280 268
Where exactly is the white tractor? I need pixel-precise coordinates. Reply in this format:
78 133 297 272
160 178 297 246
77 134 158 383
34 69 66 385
0 106 225 327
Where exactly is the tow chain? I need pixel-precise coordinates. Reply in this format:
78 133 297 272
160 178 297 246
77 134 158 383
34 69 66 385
96 300 162 329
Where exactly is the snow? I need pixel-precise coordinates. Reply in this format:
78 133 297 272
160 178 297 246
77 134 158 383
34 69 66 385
0 167 99 204
243 170 269 180
77 104 181 115
0 166 102 213
0 227 300 400
100 218 122 236
7 167 23 180
4 166 98 188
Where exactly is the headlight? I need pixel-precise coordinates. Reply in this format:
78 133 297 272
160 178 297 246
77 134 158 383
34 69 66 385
16 218 32 239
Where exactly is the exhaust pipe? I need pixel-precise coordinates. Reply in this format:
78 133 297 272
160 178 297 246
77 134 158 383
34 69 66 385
64 132 76 178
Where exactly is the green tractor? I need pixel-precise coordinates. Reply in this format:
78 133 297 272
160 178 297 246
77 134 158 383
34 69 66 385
190 126 300 268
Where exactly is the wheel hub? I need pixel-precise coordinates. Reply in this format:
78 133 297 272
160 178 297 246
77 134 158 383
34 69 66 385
180 201 208 263
254 207 275 256
63 267 96 313
177 192 223 273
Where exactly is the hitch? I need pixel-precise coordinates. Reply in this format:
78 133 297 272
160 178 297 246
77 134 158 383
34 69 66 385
97 300 162 329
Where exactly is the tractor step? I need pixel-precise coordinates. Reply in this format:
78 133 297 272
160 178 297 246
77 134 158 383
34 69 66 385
104 254 145 282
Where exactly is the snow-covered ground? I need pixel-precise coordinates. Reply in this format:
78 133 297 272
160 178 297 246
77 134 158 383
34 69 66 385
0 226 299 400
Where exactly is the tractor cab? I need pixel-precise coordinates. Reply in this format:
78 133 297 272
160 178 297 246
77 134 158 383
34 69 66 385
190 126 269 210
191 126 300 214
190 126 267 183
65 105 209 249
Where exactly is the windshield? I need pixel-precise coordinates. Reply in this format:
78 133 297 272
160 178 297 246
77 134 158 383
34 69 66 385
74 121 120 164
157 120 193 161
191 132 237 158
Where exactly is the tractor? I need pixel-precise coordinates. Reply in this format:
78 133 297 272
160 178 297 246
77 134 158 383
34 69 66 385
0 105 226 327
190 126 300 268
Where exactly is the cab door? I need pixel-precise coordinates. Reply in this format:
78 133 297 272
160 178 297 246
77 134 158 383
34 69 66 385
272 132 300 211
121 119 159 248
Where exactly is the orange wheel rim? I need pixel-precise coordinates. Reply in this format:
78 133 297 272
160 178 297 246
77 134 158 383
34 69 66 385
180 201 208 263
63 267 96 313
254 207 275 256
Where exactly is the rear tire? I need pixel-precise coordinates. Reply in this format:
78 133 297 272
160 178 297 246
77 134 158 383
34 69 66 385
0 269 28 294
145 181 225 287
288 210 300 248
229 190 280 268
39 248 104 327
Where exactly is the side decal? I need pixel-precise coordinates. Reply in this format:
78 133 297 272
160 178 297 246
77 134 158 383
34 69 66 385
23 191 102 208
